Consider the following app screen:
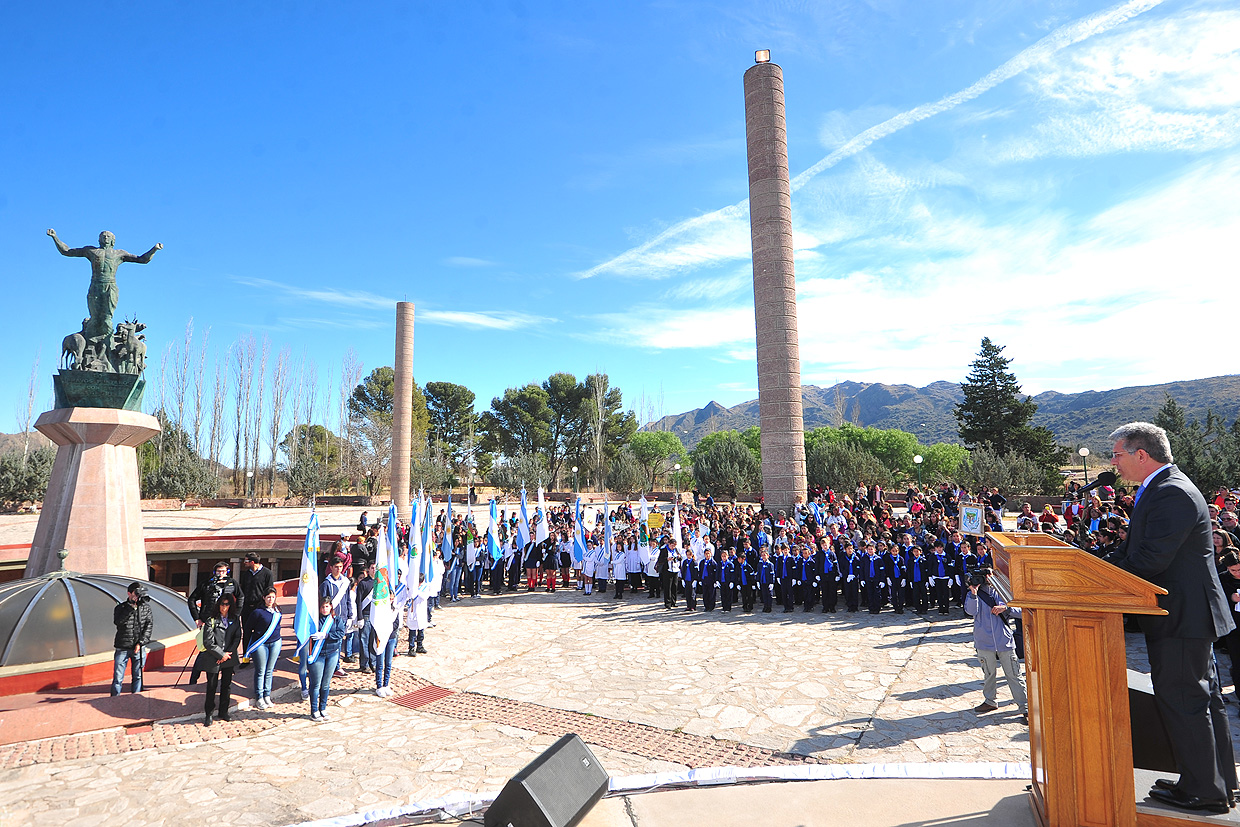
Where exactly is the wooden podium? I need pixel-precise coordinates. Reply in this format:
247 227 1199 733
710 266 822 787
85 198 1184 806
986 532 1168 827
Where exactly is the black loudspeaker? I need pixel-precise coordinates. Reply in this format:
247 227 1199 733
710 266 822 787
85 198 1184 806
485 733 609 827
1128 669 1177 773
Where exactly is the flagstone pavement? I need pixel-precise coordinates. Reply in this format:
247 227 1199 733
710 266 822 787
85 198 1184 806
2 585 1236 827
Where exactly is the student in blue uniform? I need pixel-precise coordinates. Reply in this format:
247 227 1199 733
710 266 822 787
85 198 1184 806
718 549 735 612
818 538 839 613
739 552 757 613
884 543 906 614
700 549 719 612
838 542 861 612
681 548 698 611
929 539 953 614
907 545 930 613
758 549 776 613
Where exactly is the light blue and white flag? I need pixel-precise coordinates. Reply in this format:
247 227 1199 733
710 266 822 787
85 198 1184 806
389 501 408 605
573 496 587 565
535 486 549 544
402 495 420 599
294 512 321 652
419 492 435 586
603 496 613 559
517 487 530 551
487 499 503 562
442 491 455 563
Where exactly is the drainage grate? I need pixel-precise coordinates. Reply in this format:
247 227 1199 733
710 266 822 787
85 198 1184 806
390 686 456 709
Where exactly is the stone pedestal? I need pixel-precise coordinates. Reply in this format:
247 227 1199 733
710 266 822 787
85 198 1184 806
25 407 161 579
744 53 807 514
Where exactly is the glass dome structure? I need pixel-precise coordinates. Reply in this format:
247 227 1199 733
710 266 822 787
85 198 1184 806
0 571 196 668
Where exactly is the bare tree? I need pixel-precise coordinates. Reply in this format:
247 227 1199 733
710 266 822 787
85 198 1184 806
250 336 270 494
191 325 211 451
231 334 257 496
18 352 40 469
267 346 291 497
208 358 228 470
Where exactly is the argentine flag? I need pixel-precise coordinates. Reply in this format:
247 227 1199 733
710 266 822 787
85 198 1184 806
535 486 549 543
603 496 613 559
517 487 530 551
442 491 455 562
402 496 419 600
294 512 320 652
671 502 682 552
419 493 435 587
573 496 586 564
487 499 502 562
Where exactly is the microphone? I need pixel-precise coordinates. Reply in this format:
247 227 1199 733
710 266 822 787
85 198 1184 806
1076 471 1117 497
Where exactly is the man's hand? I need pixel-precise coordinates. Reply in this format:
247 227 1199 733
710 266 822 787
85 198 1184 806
968 584 979 595
154 242 163 250
47 229 57 237
991 603 1007 615
196 619 203 628
220 652 232 662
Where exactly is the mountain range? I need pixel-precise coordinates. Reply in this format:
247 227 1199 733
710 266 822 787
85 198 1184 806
647 375 1240 453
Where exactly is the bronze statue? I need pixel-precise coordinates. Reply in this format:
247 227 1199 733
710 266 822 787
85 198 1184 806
47 229 161 376
47 229 162 341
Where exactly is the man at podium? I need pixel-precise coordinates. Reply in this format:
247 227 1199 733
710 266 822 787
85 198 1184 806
1105 422 1236 815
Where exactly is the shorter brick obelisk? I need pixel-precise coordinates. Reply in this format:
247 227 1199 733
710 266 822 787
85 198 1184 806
25 407 161 579
744 50 807 514
391 302 415 523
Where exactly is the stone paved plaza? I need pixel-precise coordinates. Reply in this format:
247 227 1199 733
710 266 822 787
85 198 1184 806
2 507 1237 826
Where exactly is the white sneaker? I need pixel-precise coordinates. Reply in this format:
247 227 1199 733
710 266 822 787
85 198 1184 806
261 697 273 709
301 690 310 700
374 687 385 696
320 708 332 720
310 710 320 721
383 686 394 697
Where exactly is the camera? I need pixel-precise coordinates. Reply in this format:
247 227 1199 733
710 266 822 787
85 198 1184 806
966 567 992 588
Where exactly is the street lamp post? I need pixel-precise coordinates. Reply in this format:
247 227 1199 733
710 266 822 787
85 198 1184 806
246 470 254 500
572 465 578 496
1078 447 1090 486
673 463 681 504
913 454 923 489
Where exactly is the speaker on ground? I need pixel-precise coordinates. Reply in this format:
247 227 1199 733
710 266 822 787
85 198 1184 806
484 733 609 827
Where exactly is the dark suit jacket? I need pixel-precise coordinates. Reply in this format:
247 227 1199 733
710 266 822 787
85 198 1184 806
1105 466 1233 640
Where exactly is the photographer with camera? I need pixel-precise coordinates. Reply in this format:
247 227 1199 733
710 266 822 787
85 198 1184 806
964 567 1027 722
111 582 153 695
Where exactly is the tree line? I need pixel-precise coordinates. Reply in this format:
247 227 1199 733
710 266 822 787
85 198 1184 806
6 332 1240 508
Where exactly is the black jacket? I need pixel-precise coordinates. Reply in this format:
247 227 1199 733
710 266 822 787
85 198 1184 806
188 576 243 622
1106 465 1233 640
240 566 275 615
113 599 153 649
197 615 241 674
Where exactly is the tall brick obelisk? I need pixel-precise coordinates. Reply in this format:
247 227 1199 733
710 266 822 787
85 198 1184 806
744 50 807 514
391 302 415 523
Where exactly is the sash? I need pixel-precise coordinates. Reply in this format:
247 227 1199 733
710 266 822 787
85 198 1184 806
244 610 282 658
326 576 349 615
304 613 334 665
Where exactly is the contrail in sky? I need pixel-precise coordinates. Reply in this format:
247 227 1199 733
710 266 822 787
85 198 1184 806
577 0 1167 280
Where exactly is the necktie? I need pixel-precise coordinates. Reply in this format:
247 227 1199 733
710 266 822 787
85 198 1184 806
1134 484 1146 505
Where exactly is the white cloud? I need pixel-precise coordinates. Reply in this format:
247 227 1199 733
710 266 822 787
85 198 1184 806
997 7 1240 160
232 276 547 331
591 154 1240 394
577 0 1166 281
231 276 394 310
418 310 549 331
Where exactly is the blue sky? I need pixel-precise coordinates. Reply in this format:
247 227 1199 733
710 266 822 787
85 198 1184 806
3 0 1237 438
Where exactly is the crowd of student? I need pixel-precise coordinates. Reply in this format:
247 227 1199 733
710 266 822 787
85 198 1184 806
166 479 1240 725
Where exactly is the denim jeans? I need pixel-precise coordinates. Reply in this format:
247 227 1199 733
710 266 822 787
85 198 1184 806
111 647 145 695
306 647 340 714
447 561 462 600
358 619 375 670
251 638 282 701
375 635 396 688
